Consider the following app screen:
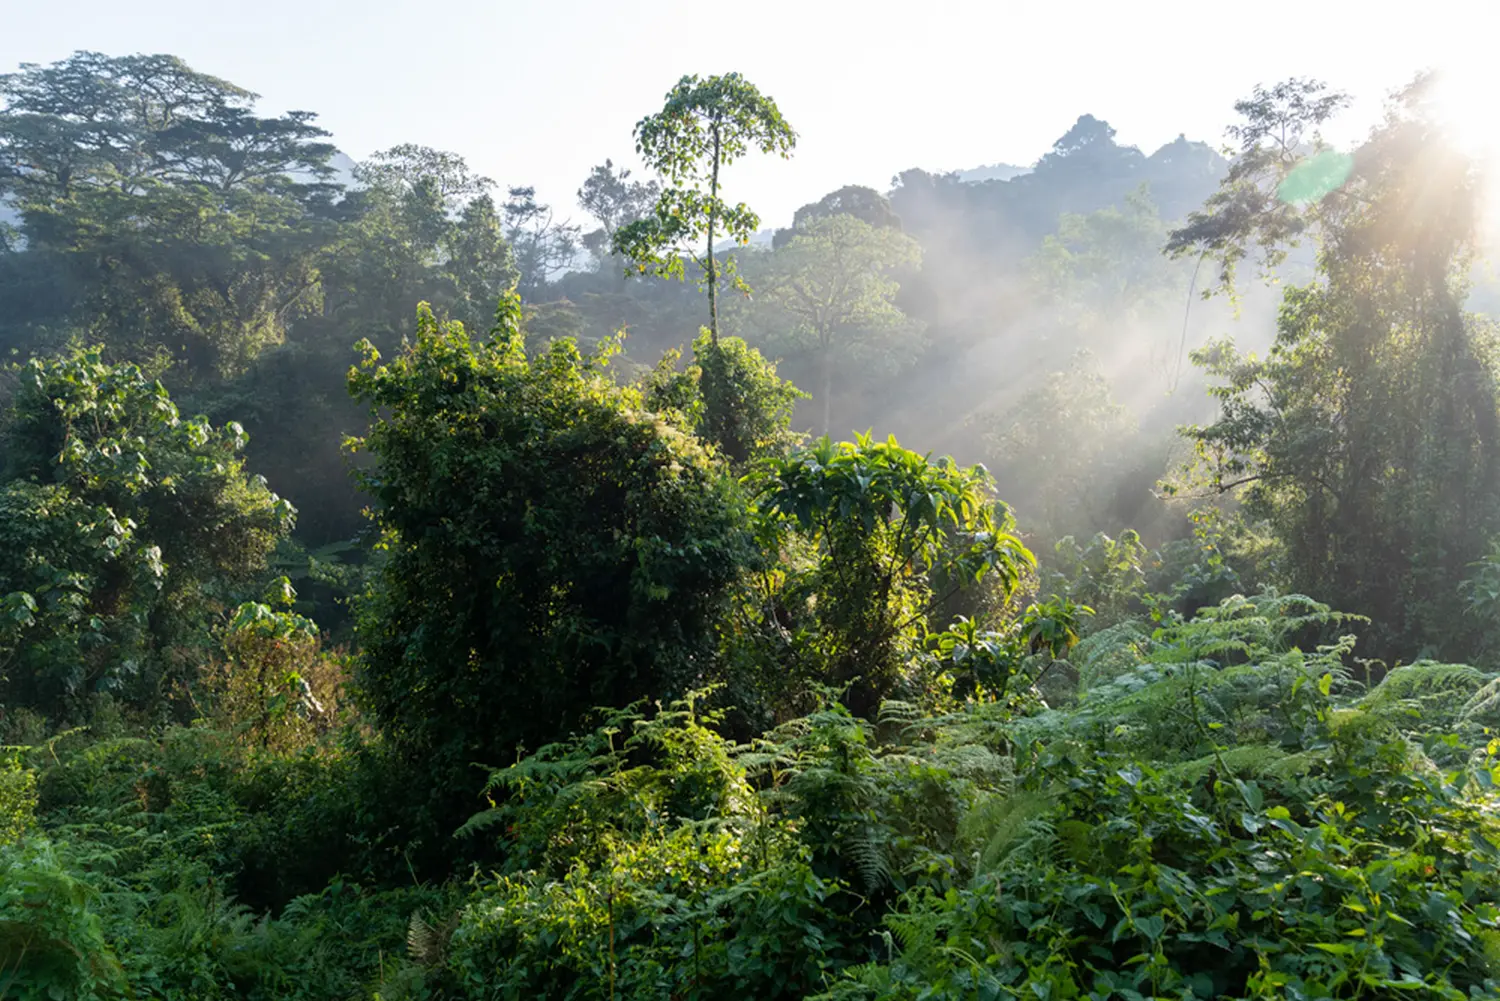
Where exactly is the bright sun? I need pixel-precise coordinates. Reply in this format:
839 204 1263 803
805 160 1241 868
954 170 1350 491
1427 55 1500 161
1421 51 1500 251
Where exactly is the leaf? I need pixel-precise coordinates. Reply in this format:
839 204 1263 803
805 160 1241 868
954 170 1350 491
1313 942 1355 956
1235 779 1264 812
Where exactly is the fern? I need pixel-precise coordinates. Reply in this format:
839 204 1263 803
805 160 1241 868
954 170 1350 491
1463 677 1500 727
1357 662 1494 734
1071 620 1153 691
406 908 459 968
1009 591 1364 764
1365 662 1488 703
1162 744 1314 784
959 790 1057 873
845 826 895 893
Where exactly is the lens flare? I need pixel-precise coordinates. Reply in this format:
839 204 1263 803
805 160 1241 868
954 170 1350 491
1276 149 1355 206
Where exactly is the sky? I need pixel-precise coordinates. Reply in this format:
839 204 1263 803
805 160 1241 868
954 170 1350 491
2 0 1490 230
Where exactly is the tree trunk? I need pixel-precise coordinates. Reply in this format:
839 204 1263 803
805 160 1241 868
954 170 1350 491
821 334 832 436
707 128 720 345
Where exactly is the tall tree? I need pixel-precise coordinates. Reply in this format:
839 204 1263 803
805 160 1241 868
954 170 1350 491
1167 74 1500 659
0 52 342 380
352 143 492 206
772 184 901 250
336 144 515 337
612 72 796 345
577 158 659 257
447 193 520 325
1165 78 1350 295
743 214 922 434
502 185 579 300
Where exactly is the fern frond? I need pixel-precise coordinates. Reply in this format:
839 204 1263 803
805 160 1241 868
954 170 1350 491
1463 677 1500 725
1363 662 1488 706
407 911 436 964
1162 744 1306 784
406 907 459 967
845 825 894 893
959 790 1056 874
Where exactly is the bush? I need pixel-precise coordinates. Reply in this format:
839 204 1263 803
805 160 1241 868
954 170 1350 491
348 297 754 837
819 738 1500 1000
194 582 351 753
0 348 294 721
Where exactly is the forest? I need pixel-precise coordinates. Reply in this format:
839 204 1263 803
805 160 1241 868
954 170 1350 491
4 48 1500 1000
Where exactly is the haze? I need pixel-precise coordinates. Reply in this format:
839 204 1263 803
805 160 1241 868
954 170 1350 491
3 0 1480 228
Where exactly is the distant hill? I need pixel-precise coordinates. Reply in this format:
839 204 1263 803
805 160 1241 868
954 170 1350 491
329 151 358 185
715 229 777 254
958 163 1029 184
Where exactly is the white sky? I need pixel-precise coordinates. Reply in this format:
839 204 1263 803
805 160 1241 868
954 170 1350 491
2 0 1490 229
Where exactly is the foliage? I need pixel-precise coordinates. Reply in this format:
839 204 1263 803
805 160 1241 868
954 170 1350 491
342 143 519 338
1030 187 1193 384
611 73 799 464
1461 539 1500 659
1169 75 1500 662
445 694 851 1000
740 214 923 435
979 350 1138 541
0 838 124 1000
818 737 1500 1001
0 51 341 381
194 578 347 752
927 593 1092 706
613 72 797 342
10 46 1500 1001
643 328 806 467
0 749 36 846
1045 530 1149 626
348 296 754 834
772 185 903 250
577 159 661 255
1166 77 1350 294
502 184 581 299
754 434 1035 715
0 348 294 719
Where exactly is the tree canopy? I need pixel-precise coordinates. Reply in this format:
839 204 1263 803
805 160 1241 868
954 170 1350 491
740 214 923 434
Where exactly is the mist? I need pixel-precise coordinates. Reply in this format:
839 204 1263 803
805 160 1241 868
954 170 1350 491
0 47 1478 570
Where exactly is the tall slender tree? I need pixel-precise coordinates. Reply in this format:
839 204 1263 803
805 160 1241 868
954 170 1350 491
613 73 796 345
1167 74 1500 659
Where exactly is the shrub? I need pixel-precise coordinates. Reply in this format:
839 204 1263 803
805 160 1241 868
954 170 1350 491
348 296 754 834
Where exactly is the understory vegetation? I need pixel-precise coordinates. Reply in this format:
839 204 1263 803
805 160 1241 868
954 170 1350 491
5 52 1500 1001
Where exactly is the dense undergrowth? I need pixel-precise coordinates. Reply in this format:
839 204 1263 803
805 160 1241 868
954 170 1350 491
10 589 1500 999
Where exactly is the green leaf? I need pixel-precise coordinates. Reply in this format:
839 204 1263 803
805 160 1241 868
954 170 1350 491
1313 942 1356 956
